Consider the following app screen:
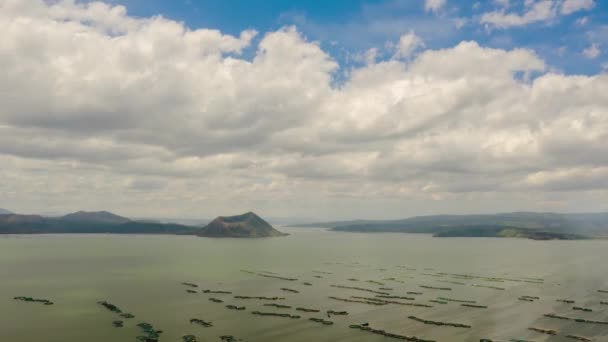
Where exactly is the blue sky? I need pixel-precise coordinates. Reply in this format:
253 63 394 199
110 0 607 75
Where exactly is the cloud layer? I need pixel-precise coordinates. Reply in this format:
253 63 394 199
0 0 607 219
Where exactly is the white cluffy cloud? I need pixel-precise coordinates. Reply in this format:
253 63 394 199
425 0 447 13
561 0 595 15
583 43 601 59
481 0 595 29
0 0 607 219
392 31 425 59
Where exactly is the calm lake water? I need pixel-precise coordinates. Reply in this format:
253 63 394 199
1 227 607 342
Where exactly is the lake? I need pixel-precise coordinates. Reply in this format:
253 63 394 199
1 227 607 342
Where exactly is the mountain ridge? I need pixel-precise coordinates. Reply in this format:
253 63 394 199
290 212 608 240
61 211 131 224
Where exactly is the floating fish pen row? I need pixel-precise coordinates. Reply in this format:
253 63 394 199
521 296 539 300
190 318 212 327
309 317 333 325
241 270 297 281
234 295 285 300
181 282 198 288
251 311 300 319
521 277 545 282
280 288 299 293
15 296 54 305
209 298 223 303
98 301 126 315
351 295 391 303
349 323 435 341
313 270 332 274
423 272 445 277
396 266 417 271
461 304 487 309
472 284 506 290
203 289 232 294
225 305 246 310
296 307 320 312
438 280 466 286
518 296 539 302
572 306 592 312
437 273 543 285
97 300 136 329
437 297 476 304
327 310 348 316
366 280 384 285
557 299 575 304
263 303 291 309
383 277 406 284
136 322 163 342
544 313 608 325
408 316 471 328
420 285 451 291
182 335 197 342
328 296 386 305
376 295 415 300
565 335 592 341
351 296 433 308
330 284 390 295
528 327 557 335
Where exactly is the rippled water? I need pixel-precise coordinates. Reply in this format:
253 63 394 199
1 227 607 342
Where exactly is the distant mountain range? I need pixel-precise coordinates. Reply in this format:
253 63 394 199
197 212 287 238
0 211 195 235
290 212 608 240
0 208 13 215
61 211 131 224
0 210 286 238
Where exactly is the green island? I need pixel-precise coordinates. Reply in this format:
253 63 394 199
197 212 287 238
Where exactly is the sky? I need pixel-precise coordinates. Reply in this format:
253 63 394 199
0 0 607 220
